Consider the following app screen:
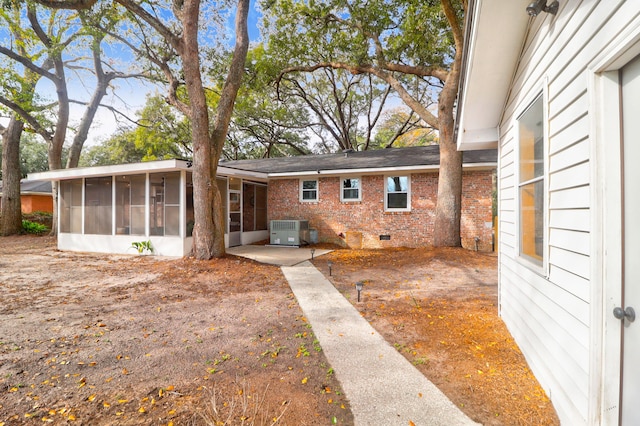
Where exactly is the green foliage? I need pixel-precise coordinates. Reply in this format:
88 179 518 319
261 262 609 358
0 133 69 179
79 130 146 167
131 240 153 254
133 95 193 161
79 95 194 167
22 220 48 235
262 0 465 134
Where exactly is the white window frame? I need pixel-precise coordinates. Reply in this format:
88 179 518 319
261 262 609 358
384 175 411 212
516 92 547 271
340 176 362 202
299 178 318 202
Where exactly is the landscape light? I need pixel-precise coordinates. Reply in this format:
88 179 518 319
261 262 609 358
327 261 333 276
310 248 315 260
356 281 364 302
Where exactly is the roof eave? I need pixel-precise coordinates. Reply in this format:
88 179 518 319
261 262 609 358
456 0 531 151
27 159 193 181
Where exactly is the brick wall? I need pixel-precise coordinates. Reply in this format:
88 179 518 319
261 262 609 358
21 195 53 214
267 170 494 251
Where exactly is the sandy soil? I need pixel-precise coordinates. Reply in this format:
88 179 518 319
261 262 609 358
0 236 558 425
312 247 559 425
0 236 351 425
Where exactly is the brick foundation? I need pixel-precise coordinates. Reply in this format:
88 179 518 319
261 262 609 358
267 171 494 251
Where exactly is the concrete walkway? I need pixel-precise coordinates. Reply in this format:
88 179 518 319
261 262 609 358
227 245 332 266
281 261 479 426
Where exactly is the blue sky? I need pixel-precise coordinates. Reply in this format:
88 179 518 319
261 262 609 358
0 1 265 147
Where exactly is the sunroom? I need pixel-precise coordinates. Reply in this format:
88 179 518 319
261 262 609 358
28 159 269 256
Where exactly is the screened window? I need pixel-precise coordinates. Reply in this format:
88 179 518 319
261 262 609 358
341 177 361 201
518 95 545 265
115 175 146 235
385 176 410 211
243 182 268 232
84 177 112 235
60 179 82 233
300 179 318 201
149 172 181 237
186 173 194 237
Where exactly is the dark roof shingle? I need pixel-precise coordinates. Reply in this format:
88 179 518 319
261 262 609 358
221 145 496 174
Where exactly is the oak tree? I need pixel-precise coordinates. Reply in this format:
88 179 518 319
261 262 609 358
264 0 466 246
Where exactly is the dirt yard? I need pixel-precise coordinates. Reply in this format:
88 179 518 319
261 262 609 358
0 236 351 425
0 236 559 425
312 248 559 425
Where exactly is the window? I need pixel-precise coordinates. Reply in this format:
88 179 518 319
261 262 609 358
518 95 545 265
341 177 361 201
300 179 318 202
149 172 181 236
60 179 82 233
84 177 112 235
115 175 146 236
385 176 410 211
243 182 268 231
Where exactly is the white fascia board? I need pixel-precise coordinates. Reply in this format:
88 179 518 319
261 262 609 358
462 162 496 171
267 163 496 178
217 166 269 181
28 159 191 181
267 166 439 178
458 127 499 150
22 192 53 196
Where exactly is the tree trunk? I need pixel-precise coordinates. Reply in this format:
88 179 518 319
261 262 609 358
432 0 464 247
207 0 250 258
433 130 463 246
177 0 218 260
66 81 109 168
1 116 25 236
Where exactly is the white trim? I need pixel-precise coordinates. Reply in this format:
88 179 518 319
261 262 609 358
111 176 116 236
514 87 549 277
29 159 192 181
384 174 411 212
267 163 496 178
340 176 362 202
588 30 640 423
299 178 318 202
218 166 269 181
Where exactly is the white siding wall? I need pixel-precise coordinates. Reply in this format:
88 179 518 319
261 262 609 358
498 1 639 423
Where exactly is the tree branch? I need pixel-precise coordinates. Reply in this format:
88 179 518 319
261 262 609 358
32 0 98 9
0 95 52 143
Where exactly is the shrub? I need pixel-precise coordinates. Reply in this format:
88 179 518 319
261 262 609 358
22 220 49 235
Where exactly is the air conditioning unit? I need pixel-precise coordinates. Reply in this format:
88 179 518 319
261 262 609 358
270 220 310 246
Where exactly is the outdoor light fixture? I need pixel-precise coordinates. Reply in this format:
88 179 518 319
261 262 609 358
355 281 364 302
526 0 558 16
327 260 333 276
310 248 316 260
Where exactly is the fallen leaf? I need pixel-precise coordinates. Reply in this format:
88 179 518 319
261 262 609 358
301 377 308 384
